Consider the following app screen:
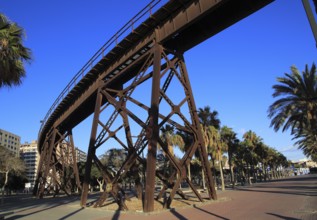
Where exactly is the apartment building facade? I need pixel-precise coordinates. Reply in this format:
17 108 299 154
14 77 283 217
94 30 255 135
75 147 87 163
18 140 86 188
0 128 21 157
20 140 40 188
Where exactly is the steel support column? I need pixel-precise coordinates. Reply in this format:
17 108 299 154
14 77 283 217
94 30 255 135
35 128 82 198
144 42 162 212
69 131 82 193
37 128 57 198
33 141 48 196
80 87 103 207
179 57 217 200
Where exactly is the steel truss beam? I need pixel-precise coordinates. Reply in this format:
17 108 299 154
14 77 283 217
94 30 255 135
80 40 216 212
34 129 81 198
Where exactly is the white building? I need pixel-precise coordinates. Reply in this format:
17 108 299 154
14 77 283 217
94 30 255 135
75 147 87 163
0 128 21 157
20 140 40 188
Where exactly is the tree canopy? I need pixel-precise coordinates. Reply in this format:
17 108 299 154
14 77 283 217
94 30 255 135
268 64 317 159
0 13 32 88
0 146 25 192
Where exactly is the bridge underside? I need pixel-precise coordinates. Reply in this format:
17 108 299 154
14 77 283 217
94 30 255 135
34 0 274 213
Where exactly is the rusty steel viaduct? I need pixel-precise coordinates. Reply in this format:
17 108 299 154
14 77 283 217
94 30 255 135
34 0 273 212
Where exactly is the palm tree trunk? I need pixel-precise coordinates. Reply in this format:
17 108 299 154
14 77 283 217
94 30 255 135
263 164 267 181
187 163 191 181
247 163 252 185
228 151 234 188
201 169 206 189
219 160 225 191
211 158 217 186
241 168 246 186
230 165 235 188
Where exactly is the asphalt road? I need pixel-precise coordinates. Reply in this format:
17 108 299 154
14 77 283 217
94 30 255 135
0 174 316 220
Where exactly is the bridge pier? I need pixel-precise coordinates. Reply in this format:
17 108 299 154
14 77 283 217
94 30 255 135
77 40 216 211
80 89 103 207
34 129 81 198
143 42 162 212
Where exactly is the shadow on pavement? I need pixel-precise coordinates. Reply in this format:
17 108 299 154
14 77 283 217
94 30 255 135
5 202 66 220
0 194 80 220
193 204 229 220
170 208 188 220
267 212 301 220
237 187 317 197
111 210 121 220
236 175 317 197
58 207 85 220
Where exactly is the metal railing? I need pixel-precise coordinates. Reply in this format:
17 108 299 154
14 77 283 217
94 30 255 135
39 0 167 136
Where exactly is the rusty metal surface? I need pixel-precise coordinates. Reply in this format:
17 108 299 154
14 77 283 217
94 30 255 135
74 41 217 211
35 129 81 198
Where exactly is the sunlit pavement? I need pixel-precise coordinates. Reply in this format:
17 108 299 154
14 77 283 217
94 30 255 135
0 174 316 220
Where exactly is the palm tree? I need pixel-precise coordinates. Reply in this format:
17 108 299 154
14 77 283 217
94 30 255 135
215 135 227 191
198 106 221 189
220 126 239 187
198 106 221 129
202 125 228 191
254 143 269 181
294 129 317 158
268 64 317 158
160 125 184 157
159 125 184 178
202 125 218 188
176 130 193 180
242 130 262 184
0 14 32 88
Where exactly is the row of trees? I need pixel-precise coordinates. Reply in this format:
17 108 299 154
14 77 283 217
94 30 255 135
154 106 290 192
197 106 289 190
159 63 317 190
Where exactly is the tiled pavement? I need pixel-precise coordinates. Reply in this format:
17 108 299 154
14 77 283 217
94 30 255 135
0 174 316 220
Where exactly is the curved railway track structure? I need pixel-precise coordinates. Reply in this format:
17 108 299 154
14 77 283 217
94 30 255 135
35 0 273 212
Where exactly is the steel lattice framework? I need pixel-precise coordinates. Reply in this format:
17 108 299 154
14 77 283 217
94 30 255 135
34 0 274 212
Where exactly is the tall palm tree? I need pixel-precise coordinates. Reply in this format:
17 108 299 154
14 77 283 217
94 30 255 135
202 125 227 191
254 142 269 181
176 130 193 180
215 135 227 191
160 124 184 157
159 124 184 178
0 14 32 87
220 126 238 187
268 64 317 158
242 130 262 184
198 106 221 186
198 106 221 129
294 130 317 158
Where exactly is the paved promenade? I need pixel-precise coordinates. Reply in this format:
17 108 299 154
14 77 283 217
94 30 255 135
0 174 316 220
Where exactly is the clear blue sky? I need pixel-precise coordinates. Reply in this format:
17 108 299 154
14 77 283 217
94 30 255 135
1 0 316 161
